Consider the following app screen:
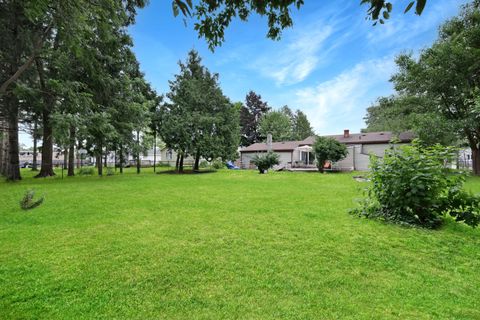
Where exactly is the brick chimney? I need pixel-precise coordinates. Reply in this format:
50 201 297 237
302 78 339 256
343 129 350 138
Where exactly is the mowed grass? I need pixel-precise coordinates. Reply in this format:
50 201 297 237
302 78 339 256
1 168 480 319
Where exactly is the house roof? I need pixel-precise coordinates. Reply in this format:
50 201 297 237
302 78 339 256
240 131 414 153
241 140 303 152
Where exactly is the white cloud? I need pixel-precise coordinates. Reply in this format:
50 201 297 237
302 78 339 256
292 57 397 134
257 26 334 85
366 0 465 47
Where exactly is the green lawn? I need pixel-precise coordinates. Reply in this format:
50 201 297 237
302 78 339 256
1 168 480 319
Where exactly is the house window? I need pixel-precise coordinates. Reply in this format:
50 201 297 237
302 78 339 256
167 149 173 160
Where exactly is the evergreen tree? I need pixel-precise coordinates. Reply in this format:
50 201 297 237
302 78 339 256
240 91 270 146
292 110 314 140
259 111 292 142
161 50 240 172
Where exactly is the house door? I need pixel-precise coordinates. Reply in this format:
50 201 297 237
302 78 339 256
301 152 315 165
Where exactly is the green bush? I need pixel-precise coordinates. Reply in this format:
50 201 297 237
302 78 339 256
106 167 115 176
251 152 280 174
211 160 225 170
78 167 95 175
20 190 44 210
157 162 172 168
199 160 209 168
313 136 348 172
352 140 480 228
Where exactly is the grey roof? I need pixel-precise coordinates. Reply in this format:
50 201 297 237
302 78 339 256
241 140 303 152
240 131 414 153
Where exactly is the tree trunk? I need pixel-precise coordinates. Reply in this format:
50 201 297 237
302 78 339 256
0 116 7 176
193 149 201 171
119 144 124 174
35 58 55 178
67 126 75 176
104 149 108 168
96 153 103 176
317 160 325 173
6 98 21 181
136 130 141 174
137 155 141 174
472 147 480 176
153 132 156 173
179 153 184 173
63 149 68 170
36 112 55 177
175 152 180 171
31 120 38 171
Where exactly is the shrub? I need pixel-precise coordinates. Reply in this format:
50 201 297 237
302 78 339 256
199 160 209 168
106 167 115 176
211 160 225 170
157 162 172 168
20 190 44 210
251 152 280 174
78 167 95 175
352 140 480 228
313 136 348 172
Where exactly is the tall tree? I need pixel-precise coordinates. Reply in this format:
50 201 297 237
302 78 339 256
363 95 457 146
240 91 270 146
389 1 480 175
259 111 292 142
160 50 240 172
292 110 314 140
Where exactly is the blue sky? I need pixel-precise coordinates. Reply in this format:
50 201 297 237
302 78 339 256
128 0 466 136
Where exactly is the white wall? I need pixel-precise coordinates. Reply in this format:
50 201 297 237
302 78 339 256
241 151 293 169
335 146 355 171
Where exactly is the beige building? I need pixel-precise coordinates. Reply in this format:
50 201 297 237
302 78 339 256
239 130 414 171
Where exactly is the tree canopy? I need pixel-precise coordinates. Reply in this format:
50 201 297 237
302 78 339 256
259 111 292 142
239 91 270 146
364 1 480 175
159 50 240 172
258 106 314 142
313 136 347 173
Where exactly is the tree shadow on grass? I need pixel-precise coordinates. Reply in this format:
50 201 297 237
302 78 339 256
157 169 217 175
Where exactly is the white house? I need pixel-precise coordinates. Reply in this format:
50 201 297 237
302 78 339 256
239 130 415 171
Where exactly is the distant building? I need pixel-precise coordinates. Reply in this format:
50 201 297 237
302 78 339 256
239 130 415 171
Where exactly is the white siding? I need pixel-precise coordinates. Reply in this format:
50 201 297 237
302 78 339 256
335 146 355 171
362 144 393 157
353 145 371 171
241 151 292 169
352 143 409 171
278 152 293 167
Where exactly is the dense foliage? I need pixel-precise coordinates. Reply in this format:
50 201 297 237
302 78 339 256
251 152 280 174
364 1 480 175
0 0 156 180
239 91 270 146
258 106 314 142
259 111 292 142
313 137 348 172
353 141 480 228
159 50 240 172
364 95 457 146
